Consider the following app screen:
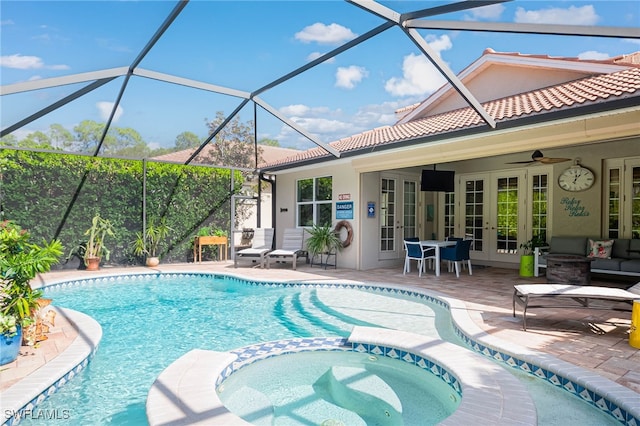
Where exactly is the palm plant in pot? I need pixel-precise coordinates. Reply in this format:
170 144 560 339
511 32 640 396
305 223 343 268
83 214 116 271
0 220 63 364
132 217 173 267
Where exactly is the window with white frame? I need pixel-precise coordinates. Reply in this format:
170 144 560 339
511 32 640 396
297 176 333 227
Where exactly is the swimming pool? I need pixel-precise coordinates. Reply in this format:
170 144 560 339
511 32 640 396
7 272 635 425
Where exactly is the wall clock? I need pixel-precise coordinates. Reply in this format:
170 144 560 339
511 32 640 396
558 163 595 192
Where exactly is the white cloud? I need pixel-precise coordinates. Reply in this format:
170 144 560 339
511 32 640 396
277 98 419 149
384 34 452 97
464 4 505 21
578 51 610 60
335 65 368 89
97 101 123 122
514 5 599 25
306 51 336 63
1 54 44 69
295 23 357 45
0 53 70 71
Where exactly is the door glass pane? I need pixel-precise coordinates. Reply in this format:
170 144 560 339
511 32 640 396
464 179 483 251
403 180 417 238
632 166 640 239
380 178 395 251
444 192 455 239
496 177 518 254
532 174 549 244
607 168 621 238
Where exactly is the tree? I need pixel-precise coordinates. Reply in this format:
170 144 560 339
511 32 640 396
0 134 19 147
203 112 263 168
48 124 74 150
20 131 53 149
258 137 280 147
175 131 201 150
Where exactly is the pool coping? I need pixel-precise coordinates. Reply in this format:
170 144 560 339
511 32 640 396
147 326 537 425
0 308 102 426
6 270 640 425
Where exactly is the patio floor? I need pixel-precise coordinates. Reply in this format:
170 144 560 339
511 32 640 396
2 261 639 397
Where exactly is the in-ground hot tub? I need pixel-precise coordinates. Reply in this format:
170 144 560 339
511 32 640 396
218 349 459 425
147 327 537 426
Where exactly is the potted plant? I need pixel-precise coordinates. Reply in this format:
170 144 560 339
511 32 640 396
306 223 343 268
132 217 173 267
0 220 63 364
83 214 115 271
519 237 545 277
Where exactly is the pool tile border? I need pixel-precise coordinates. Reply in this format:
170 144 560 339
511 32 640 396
18 271 640 425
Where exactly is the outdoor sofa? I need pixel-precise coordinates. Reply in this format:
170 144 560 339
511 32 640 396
534 236 640 278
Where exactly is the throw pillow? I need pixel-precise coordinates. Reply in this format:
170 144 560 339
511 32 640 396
588 239 614 259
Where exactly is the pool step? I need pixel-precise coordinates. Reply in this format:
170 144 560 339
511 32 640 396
274 295 315 336
275 291 355 337
297 291 355 335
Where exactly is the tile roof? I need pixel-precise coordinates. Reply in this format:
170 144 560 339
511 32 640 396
261 66 640 170
153 144 301 166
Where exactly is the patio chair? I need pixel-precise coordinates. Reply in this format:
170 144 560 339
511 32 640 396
440 239 473 278
266 228 305 270
234 228 274 268
403 239 436 277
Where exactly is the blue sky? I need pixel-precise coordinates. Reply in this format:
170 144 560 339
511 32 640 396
1 1 639 153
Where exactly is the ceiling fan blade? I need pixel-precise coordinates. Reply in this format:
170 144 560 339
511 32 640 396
506 160 536 164
539 157 571 164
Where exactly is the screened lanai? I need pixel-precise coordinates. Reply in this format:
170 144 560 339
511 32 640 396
1 0 639 268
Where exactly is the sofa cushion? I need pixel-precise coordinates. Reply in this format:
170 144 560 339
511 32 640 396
611 239 631 259
591 258 623 271
629 240 640 260
587 239 614 259
549 237 588 256
621 260 640 273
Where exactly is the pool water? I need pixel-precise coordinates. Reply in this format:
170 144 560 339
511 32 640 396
27 273 620 426
219 350 459 425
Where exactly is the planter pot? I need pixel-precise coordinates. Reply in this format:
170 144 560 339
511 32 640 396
0 326 22 366
519 254 535 277
146 257 160 267
86 256 101 271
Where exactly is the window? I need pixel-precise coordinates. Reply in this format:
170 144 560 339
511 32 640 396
297 176 332 227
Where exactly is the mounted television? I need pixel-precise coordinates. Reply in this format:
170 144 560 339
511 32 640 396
421 169 455 192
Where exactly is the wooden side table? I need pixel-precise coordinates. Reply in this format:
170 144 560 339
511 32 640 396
194 236 228 262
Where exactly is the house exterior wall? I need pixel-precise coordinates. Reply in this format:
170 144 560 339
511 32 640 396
272 161 360 269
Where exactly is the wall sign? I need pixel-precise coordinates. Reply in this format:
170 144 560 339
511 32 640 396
560 197 590 217
367 201 375 218
338 193 351 200
336 201 354 219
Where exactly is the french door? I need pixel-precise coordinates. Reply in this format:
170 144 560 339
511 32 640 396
379 174 419 260
459 170 528 262
604 157 640 239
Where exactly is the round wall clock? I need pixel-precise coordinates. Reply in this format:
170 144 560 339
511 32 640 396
558 164 595 192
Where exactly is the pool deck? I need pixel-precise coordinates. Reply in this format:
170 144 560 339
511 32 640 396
1 261 639 410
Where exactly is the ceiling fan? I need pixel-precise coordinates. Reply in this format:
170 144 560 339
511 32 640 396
507 150 571 165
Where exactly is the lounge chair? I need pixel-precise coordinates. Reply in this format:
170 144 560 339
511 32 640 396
513 282 640 331
234 228 274 268
266 228 305 270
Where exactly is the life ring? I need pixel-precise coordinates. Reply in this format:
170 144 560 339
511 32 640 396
334 220 353 248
